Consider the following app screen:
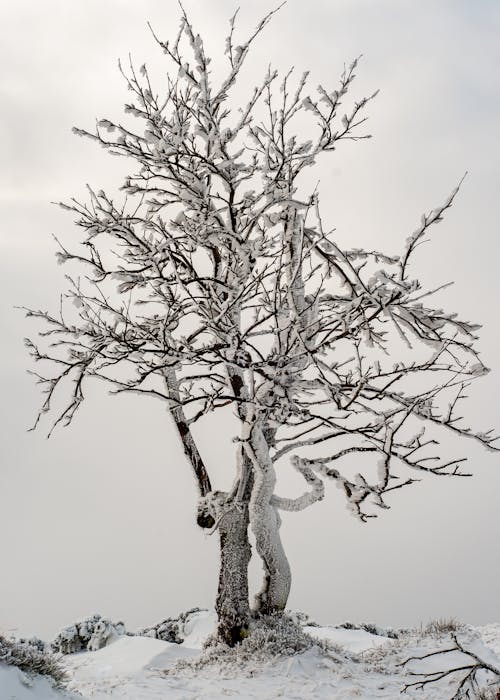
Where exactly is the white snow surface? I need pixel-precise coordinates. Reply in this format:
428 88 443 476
303 624 390 652
2 612 500 699
0 664 76 700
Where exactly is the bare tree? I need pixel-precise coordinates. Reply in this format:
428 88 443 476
23 6 497 645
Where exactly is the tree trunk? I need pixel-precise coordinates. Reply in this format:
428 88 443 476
215 501 252 646
246 423 292 615
251 502 291 615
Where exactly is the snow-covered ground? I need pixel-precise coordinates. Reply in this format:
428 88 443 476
2 612 500 699
0 665 69 700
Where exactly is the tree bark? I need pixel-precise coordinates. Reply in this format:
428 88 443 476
251 502 291 615
245 423 292 615
215 501 252 646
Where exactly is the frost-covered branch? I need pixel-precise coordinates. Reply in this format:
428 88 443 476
401 633 500 698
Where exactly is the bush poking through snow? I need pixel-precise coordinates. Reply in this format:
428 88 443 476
171 612 347 674
422 617 465 636
14 636 49 653
51 608 206 655
0 634 67 687
51 614 126 654
136 607 205 644
87 618 126 651
337 621 400 639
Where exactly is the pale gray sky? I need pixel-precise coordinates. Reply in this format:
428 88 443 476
1 0 499 639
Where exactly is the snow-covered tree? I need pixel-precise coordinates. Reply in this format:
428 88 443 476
23 6 497 646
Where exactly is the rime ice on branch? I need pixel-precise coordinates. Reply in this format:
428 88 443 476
23 4 498 645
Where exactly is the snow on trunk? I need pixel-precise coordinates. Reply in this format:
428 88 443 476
214 497 252 646
244 415 292 615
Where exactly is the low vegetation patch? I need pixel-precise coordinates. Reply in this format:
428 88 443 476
171 612 347 675
421 617 465 637
0 633 67 687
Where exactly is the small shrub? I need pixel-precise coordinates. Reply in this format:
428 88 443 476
15 636 48 653
172 612 346 675
337 621 399 639
290 610 320 628
0 634 67 687
136 607 205 644
51 613 126 654
422 617 464 636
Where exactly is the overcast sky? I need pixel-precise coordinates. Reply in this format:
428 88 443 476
1 0 499 639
